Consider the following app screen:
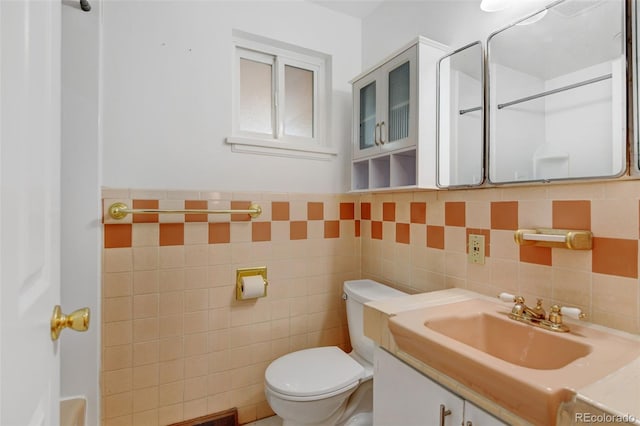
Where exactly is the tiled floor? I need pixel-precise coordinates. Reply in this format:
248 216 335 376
245 415 283 426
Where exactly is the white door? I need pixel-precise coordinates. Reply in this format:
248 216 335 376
0 0 62 425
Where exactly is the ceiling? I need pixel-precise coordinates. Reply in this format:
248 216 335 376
306 0 386 19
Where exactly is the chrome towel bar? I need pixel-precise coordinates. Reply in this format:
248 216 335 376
497 73 612 110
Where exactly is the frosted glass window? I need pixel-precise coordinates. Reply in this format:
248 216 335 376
239 57 274 135
284 65 314 138
388 62 410 142
230 32 329 157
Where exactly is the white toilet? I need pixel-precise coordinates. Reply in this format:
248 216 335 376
264 279 407 426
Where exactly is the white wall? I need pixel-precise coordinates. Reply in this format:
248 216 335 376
61 0 102 424
361 0 550 69
100 0 361 194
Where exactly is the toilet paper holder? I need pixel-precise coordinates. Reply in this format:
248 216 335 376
236 267 268 300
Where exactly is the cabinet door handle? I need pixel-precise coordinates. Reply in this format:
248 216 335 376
380 121 386 144
439 404 452 426
374 123 380 146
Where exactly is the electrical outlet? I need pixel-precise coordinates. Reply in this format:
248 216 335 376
468 234 485 265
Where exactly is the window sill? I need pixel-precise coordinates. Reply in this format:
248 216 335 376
226 136 338 160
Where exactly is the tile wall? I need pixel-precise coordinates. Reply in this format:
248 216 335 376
101 179 640 425
360 180 640 334
100 189 360 425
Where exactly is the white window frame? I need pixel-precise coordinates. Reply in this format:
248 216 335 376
226 33 336 160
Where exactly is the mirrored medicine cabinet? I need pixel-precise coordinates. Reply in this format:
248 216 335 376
437 41 485 188
487 0 626 184
633 0 640 175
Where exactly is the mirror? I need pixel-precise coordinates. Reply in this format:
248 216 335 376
487 0 626 184
633 0 640 175
437 41 485 188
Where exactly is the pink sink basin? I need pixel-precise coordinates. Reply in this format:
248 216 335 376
426 312 592 370
388 299 640 425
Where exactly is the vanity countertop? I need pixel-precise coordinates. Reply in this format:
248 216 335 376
364 288 640 426
573 350 640 424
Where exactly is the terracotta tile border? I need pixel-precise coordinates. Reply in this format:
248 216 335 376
104 198 361 248
133 200 159 223
104 195 640 280
105 224 132 248
592 237 638 278
491 201 518 231
553 200 591 230
445 202 465 227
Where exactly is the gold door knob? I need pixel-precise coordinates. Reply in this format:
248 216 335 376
50 305 90 341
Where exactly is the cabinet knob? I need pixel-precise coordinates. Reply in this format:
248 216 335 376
439 404 452 426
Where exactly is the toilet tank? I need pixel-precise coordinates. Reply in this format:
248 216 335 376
343 279 406 364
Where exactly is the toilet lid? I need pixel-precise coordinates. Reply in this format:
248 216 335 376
265 347 364 397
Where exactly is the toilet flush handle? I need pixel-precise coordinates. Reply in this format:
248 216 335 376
342 292 348 300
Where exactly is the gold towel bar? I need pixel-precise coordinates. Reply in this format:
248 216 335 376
514 228 592 250
108 202 262 220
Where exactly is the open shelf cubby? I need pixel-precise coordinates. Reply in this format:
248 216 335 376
391 149 417 187
351 148 418 191
371 156 391 189
352 160 370 190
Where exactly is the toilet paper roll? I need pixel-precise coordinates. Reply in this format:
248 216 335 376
241 275 266 299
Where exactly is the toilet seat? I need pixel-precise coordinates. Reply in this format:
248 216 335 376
266 380 359 402
265 346 364 400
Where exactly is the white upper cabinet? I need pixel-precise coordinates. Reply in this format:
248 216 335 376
353 46 417 159
351 37 448 191
487 0 626 184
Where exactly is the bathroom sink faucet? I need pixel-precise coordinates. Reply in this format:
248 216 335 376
498 293 585 333
511 296 546 321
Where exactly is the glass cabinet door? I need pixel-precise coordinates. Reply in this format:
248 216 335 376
381 45 417 152
352 44 417 160
387 61 410 143
359 81 377 151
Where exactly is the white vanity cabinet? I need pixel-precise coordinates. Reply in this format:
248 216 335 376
374 348 507 426
465 402 509 426
351 37 448 191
